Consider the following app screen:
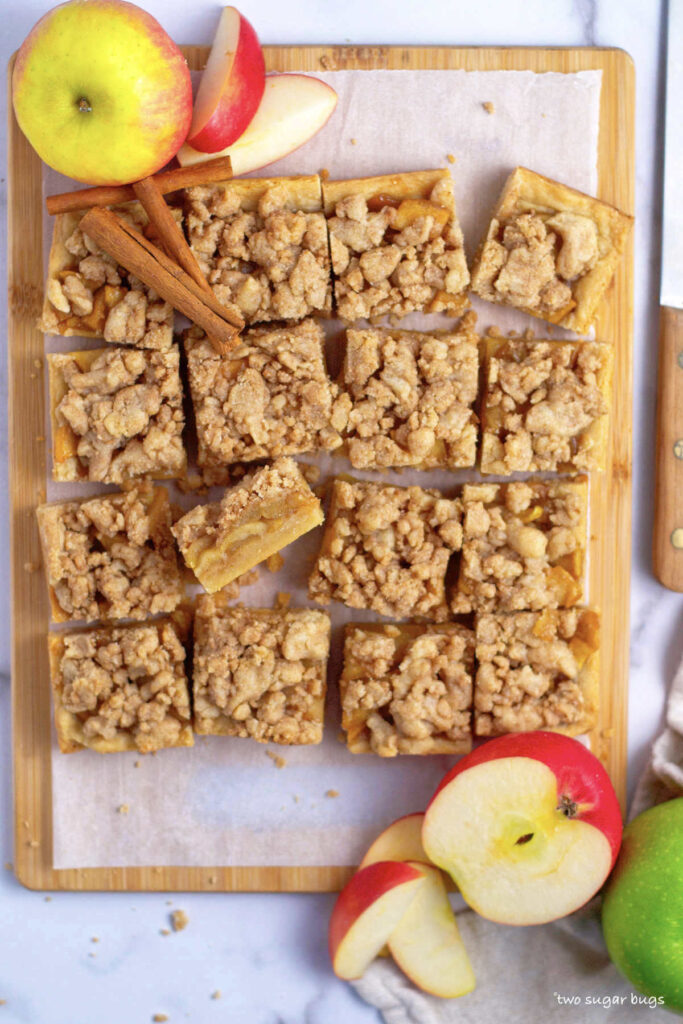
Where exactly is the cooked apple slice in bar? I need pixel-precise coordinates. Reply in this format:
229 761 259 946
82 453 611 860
388 862 475 998
172 457 323 593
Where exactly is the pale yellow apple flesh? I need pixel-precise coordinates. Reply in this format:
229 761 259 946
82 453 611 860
422 758 612 926
332 874 425 980
359 813 427 870
177 73 337 174
388 863 476 999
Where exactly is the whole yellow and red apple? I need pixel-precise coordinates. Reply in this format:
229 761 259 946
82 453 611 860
422 732 623 926
12 0 192 185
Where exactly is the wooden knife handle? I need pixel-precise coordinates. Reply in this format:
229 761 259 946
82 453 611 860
654 305 683 590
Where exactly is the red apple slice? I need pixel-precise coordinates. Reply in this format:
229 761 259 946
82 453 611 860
422 732 622 926
359 813 427 870
388 863 476 998
186 6 265 153
329 861 425 980
177 73 338 174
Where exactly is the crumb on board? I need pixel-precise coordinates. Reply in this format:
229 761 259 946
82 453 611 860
208 875 217 885
447 153 456 164
266 552 284 573
602 727 615 739
23 562 39 574
483 101 495 114
266 750 287 769
320 54 337 70
117 804 129 815
22 820 29 830
325 789 340 799
27 839 39 848
33 359 42 370
171 909 188 932
275 591 291 610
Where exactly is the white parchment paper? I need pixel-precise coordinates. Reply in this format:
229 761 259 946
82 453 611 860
45 68 602 869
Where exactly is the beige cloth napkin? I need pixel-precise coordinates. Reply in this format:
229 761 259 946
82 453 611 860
352 664 683 1022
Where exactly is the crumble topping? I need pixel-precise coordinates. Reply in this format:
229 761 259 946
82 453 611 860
51 346 186 484
309 477 463 621
172 457 323 593
470 167 633 332
37 486 183 623
474 608 600 736
341 623 474 755
453 479 587 614
184 181 332 323
184 319 343 467
52 620 192 753
193 597 330 744
40 206 174 348
326 173 469 321
338 313 479 469
480 339 612 473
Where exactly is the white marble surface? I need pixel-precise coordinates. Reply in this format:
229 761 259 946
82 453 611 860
0 1 673 1021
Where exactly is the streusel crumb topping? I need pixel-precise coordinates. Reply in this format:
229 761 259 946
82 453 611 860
55 620 191 753
474 608 599 736
37 486 183 623
453 479 587 614
193 598 330 744
481 339 612 474
338 313 479 469
309 478 463 621
184 319 343 467
341 623 473 755
52 346 186 483
185 183 331 324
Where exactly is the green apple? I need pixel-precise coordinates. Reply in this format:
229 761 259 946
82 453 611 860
12 0 192 185
602 798 683 1013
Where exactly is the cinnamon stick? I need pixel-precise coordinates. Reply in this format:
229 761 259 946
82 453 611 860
46 156 233 216
80 206 243 355
133 175 210 294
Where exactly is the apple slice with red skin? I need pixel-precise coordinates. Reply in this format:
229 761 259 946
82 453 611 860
329 861 425 980
178 73 338 173
186 6 265 153
422 732 623 926
359 813 428 870
388 862 475 999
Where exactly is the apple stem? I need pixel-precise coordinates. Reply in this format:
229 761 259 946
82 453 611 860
77 97 92 114
557 794 578 818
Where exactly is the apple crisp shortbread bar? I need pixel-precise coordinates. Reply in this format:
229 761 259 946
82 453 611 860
480 337 613 474
36 485 184 624
40 204 175 348
323 169 470 322
470 166 632 333
192 596 330 744
172 457 323 594
47 345 186 484
340 622 474 756
337 313 479 470
452 478 588 614
309 477 463 621
48 617 193 753
474 608 600 737
184 175 332 324
184 319 344 468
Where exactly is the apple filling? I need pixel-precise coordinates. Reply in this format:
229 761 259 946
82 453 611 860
172 457 323 594
48 619 193 755
192 597 330 744
452 478 588 615
479 336 613 475
335 315 479 471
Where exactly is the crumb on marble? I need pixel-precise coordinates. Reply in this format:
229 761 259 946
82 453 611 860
211 991 221 1000
325 789 339 799
152 1015 169 1023
134 761 140 768
266 750 287 769
159 929 170 937
275 591 291 610
483 101 495 114
3 863 11 871
117 804 129 815
91 936 99 944
44 896 52 903
350 138 357 145
266 552 284 573
171 909 188 932
447 153 456 164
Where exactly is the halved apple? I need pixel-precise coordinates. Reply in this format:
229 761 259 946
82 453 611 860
359 813 427 870
388 863 475 998
329 861 425 980
186 6 265 153
422 732 623 926
178 73 338 174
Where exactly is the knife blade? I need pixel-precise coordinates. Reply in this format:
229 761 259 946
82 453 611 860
653 0 683 590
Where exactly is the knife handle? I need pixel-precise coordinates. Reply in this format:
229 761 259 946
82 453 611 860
654 305 683 590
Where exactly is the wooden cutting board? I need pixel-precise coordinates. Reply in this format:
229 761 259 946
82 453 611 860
8 44 634 892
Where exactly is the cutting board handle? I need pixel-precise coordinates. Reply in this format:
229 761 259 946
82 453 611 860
654 305 683 590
